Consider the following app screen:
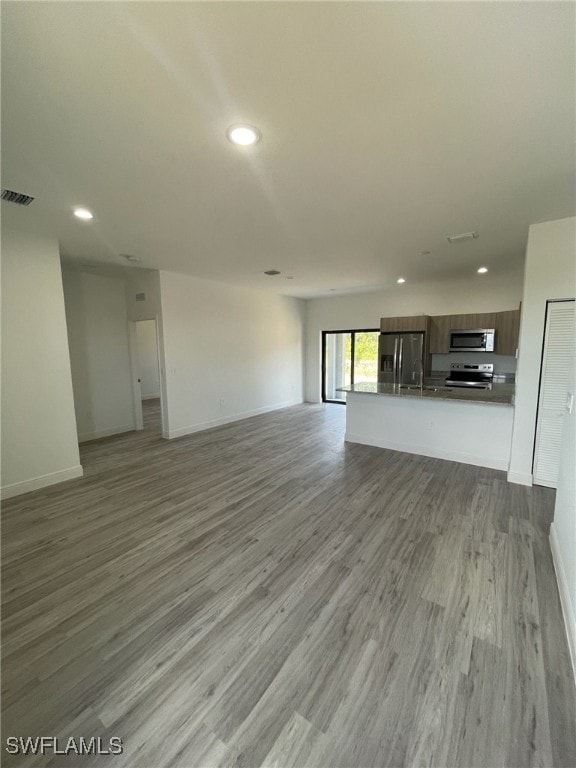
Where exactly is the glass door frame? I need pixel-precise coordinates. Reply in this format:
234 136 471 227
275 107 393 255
321 328 379 404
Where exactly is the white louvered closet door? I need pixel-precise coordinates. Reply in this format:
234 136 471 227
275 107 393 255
533 300 575 488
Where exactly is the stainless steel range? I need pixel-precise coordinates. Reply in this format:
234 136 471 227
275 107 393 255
445 363 494 389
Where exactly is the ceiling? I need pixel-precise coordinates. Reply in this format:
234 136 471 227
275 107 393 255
2 2 574 298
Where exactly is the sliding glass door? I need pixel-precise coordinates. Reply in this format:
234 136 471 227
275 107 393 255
323 332 352 403
322 329 379 403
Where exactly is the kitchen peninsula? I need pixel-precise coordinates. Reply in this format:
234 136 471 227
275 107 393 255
334 308 520 471
339 382 514 471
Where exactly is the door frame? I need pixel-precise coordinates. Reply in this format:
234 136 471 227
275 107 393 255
128 321 144 431
321 328 379 404
128 316 164 433
532 297 575 484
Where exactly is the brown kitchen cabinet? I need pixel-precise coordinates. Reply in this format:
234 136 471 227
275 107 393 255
428 309 520 355
429 315 452 354
380 315 430 333
428 313 490 353
495 309 520 355
451 312 497 332
455 310 518 354
380 308 520 358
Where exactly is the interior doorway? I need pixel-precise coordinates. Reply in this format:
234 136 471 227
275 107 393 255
129 318 163 433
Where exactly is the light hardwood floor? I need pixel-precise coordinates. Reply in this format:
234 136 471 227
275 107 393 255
2 401 575 767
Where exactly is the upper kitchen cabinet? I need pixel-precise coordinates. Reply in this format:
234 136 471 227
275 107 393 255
429 315 452 354
429 314 494 354
495 309 521 355
380 315 430 333
451 312 498 332
428 309 520 355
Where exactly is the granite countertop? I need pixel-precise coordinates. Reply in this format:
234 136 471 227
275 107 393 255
337 381 514 406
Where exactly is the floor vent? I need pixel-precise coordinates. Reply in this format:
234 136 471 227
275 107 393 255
135 293 146 302
1 188 35 206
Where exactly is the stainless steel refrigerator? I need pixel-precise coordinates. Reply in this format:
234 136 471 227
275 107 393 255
378 332 425 387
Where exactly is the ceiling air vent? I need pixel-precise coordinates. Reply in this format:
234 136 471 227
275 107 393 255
1 188 35 206
135 293 146 302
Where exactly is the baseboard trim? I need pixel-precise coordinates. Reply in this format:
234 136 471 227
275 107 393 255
549 522 576 679
1 465 84 500
165 399 303 440
507 470 533 486
141 394 160 401
344 432 509 471
78 424 135 443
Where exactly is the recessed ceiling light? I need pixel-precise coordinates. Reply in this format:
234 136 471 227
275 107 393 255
122 254 141 263
446 231 479 244
286 276 294 280
397 277 406 284
477 266 488 274
227 124 261 146
264 269 280 276
73 207 93 220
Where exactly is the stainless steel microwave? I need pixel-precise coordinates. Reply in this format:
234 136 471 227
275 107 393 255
449 329 495 352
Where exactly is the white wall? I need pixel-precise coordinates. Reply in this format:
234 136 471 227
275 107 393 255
1 226 82 498
158 271 305 438
508 217 576 485
63 270 136 442
136 320 160 398
305 270 523 401
507 217 576 673
125 268 161 322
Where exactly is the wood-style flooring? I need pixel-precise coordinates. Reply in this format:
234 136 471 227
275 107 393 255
2 400 575 768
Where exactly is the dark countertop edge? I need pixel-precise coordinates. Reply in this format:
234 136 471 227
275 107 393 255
338 387 514 407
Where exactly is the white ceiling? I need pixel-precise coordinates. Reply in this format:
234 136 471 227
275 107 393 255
2 2 574 298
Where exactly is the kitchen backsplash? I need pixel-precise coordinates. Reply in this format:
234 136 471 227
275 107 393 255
431 353 517 374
